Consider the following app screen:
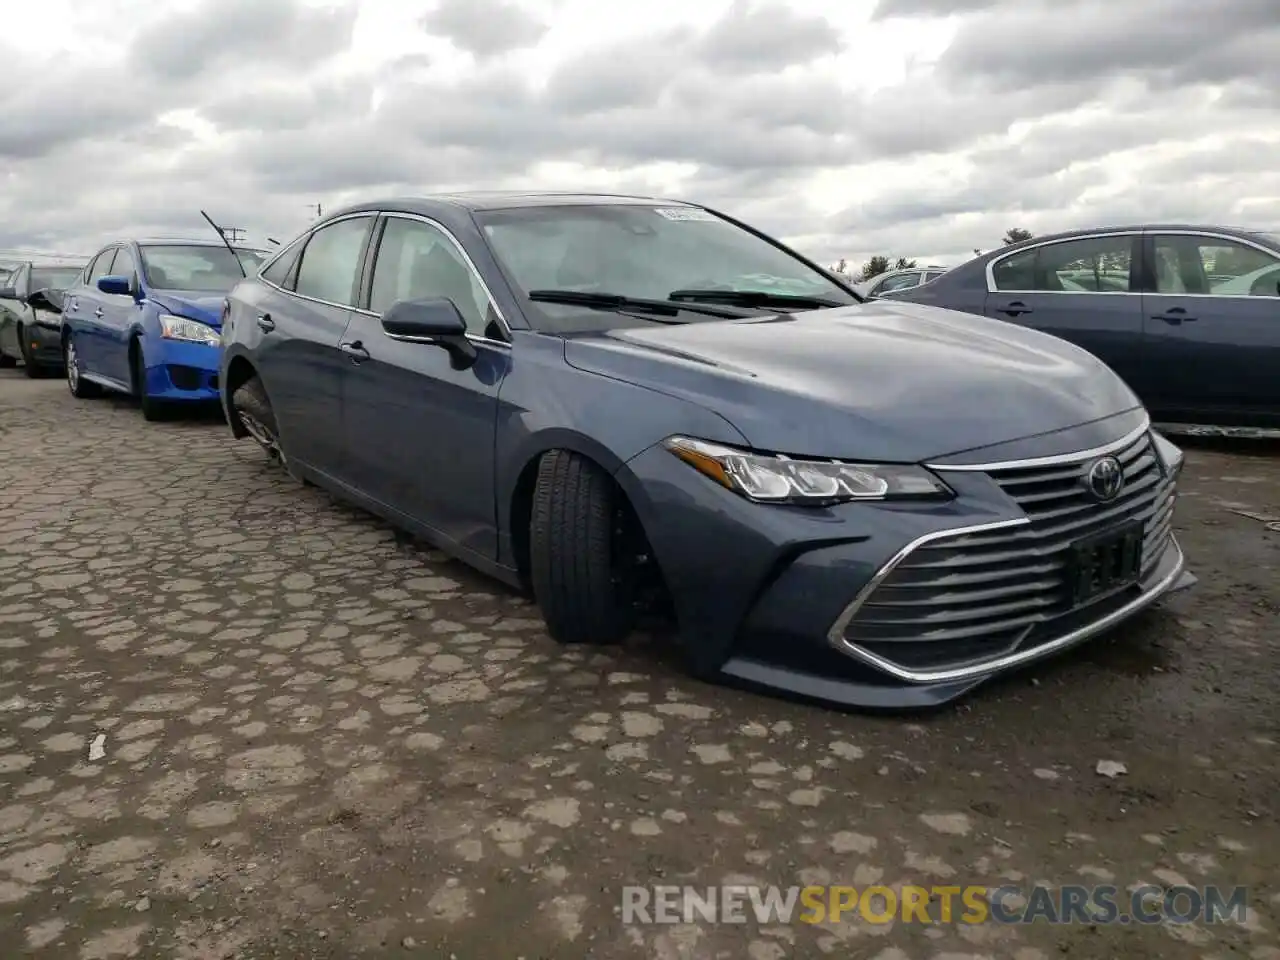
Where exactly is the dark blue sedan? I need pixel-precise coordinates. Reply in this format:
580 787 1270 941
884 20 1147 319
61 238 267 419
882 224 1280 437
218 194 1195 709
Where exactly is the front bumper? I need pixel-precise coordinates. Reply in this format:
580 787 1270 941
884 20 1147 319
141 337 221 402
25 322 64 365
622 417 1193 710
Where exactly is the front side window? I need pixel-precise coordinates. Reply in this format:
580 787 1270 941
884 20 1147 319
369 217 496 335
139 245 263 293
477 204 856 332
1154 235 1280 297
112 246 137 280
293 218 374 306
88 249 116 283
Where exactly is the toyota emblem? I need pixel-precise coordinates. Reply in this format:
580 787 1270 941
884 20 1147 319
1085 455 1124 502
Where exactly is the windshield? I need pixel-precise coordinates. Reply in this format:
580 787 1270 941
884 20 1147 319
476 204 856 332
139 245 268 292
32 267 83 291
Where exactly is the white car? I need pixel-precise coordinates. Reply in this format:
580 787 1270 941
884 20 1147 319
854 266 948 298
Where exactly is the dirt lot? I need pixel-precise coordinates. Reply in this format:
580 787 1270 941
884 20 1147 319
0 369 1276 960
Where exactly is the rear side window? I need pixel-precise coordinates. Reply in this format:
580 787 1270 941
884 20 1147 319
991 249 1036 291
293 217 374 306
260 238 305 289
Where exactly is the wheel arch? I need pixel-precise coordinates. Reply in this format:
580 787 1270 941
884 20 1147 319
222 352 260 439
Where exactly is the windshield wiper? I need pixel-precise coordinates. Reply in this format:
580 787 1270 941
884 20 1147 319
667 288 845 309
528 289 748 321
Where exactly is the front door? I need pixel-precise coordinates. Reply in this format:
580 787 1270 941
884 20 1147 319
1141 232 1280 427
64 248 116 375
984 233 1150 398
340 213 510 559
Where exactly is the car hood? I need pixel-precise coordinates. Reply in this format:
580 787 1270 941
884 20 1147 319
147 290 225 327
563 300 1141 463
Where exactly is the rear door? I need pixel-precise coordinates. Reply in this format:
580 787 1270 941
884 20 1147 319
1140 231 1280 427
984 233 1150 398
254 214 375 477
0 265 30 358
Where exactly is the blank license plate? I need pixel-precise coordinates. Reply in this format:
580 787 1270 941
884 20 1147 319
1068 520 1144 605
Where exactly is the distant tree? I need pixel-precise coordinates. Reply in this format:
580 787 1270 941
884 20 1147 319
860 255 891 280
892 256 918 270
831 257 851 276
1002 228 1033 245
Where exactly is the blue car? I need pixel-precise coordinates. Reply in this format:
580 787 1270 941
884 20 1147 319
61 238 268 419
219 193 1195 709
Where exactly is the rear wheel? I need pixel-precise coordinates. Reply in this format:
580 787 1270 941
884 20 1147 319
18 327 43 378
132 340 167 422
232 376 287 468
64 336 101 398
529 450 640 645
0 350 15 369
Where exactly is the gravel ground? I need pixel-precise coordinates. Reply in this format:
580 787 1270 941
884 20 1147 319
0 369 1277 960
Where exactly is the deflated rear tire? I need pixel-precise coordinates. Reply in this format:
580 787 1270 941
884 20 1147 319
530 450 638 645
232 376 288 469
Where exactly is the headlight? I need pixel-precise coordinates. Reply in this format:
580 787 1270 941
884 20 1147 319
159 314 220 346
663 436 953 504
1150 429 1184 480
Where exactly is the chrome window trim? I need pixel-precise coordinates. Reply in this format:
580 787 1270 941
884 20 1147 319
257 211 513 350
925 414 1152 472
827 533 1186 685
985 231 1140 295
986 228 1280 298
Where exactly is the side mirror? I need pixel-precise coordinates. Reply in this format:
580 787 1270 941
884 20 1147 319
97 274 134 297
26 289 61 313
381 297 477 369
0 286 16 300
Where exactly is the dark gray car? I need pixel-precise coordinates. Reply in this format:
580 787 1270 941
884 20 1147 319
218 194 1195 709
883 224 1280 436
0 260 85 376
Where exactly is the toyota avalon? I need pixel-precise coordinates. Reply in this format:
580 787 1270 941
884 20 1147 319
218 193 1195 708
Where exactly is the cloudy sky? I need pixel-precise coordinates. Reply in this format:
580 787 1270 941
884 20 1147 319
2 0 1278 268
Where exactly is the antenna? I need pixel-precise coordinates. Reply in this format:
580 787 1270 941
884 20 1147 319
307 203 322 218
199 210 247 279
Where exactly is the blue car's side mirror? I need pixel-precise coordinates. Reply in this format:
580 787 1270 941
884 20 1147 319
97 275 134 297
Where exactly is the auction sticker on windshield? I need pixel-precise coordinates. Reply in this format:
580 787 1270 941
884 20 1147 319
654 208 719 222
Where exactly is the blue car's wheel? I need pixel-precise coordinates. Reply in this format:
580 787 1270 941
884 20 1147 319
132 339 167 422
64 335 100 399
530 449 638 645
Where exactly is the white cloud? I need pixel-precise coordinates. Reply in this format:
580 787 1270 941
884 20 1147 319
2 0 1277 270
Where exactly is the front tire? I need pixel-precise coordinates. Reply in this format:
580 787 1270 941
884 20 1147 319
231 376 287 468
530 450 638 645
18 328 43 378
64 335 101 398
132 340 166 422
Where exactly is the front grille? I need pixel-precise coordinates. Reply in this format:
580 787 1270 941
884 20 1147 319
842 430 1176 672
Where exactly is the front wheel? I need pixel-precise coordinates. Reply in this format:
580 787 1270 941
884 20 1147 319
529 450 639 645
64 336 100 398
19 328 43 378
132 342 167 422
231 376 287 468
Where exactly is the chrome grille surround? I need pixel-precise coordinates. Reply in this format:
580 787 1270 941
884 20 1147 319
827 420 1185 683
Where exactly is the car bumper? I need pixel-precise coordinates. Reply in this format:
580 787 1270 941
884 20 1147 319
142 338 221 402
25 322 65 366
621 420 1194 710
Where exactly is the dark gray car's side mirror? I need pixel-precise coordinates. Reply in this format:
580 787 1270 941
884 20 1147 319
381 297 477 370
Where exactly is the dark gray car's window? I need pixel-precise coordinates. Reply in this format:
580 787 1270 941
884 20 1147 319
293 218 373 306
31 267 83 291
369 217 494 334
260 238 304 289
1153 234 1280 297
991 249 1036 291
876 272 922 293
993 236 1133 293
477 204 855 332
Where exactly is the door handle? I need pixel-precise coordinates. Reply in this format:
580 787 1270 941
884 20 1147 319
998 301 1033 317
1153 308 1197 324
256 314 275 332
94 308 103 318
339 341 370 362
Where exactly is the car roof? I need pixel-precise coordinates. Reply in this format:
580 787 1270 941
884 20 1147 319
129 237 264 248
997 223 1277 254
330 191 693 218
